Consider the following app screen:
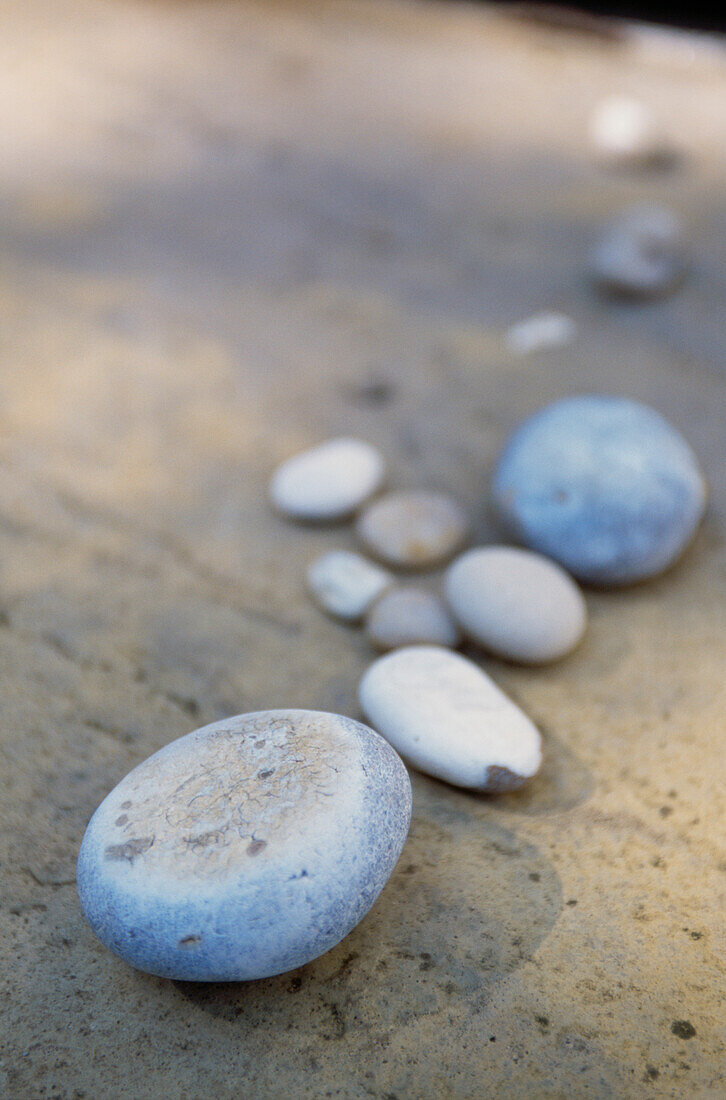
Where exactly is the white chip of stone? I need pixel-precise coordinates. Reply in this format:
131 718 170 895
359 646 542 792
591 205 685 298
589 96 669 167
356 490 468 569
365 586 460 652
269 438 385 521
307 550 393 622
444 546 586 664
77 710 411 981
505 312 576 356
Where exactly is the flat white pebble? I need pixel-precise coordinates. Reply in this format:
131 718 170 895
365 587 460 652
505 312 576 356
359 646 542 792
591 205 685 298
492 395 707 585
269 438 385 521
444 547 586 663
589 96 670 167
307 550 393 622
356 491 468 569
77 710 411 981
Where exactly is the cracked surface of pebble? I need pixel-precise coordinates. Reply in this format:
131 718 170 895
77 710 411 981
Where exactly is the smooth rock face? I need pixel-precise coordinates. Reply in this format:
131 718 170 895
589 96 670 167
591 205 685 298
445 547 587 663
492 395 707 585
356 491 468 568
307 550 392 622
269 438 385 521
365 587 460 652
359 646 542 791
77 710 411 981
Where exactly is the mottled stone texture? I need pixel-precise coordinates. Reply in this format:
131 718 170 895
0 1 725 1097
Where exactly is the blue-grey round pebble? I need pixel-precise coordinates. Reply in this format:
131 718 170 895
492 395 707 585
77 710 411 981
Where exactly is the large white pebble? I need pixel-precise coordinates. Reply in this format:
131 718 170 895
77 710 411 981
445 547 586 664
307 550 392 622
359 646 542 792
269 438 385 521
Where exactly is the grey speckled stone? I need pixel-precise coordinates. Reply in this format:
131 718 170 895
77 711 411 981
492 395 707 585
359 646 542 791
591 205 685 298
356 491 468 569
365 586 460 651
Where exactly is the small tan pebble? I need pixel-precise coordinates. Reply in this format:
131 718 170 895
269 438 385 522
591 205 685 299
355 490 468 569
306 550 393 622
365 587 460 652
444 546 586 664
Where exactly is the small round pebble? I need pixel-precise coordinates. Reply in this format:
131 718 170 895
492 395 707 585
77 710 411 981
444 547 586 663
359 646 542 792
505 311 576 356
307 550 393 622
591 205 685 298
269 438 385 521
356 491 468 569
589 96 670 167
365 587 460 652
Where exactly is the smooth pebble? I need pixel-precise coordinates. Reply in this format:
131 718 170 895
359 646 542 792
591 205 685 298
356 490 468 569
589 96 671 167
492 395 707 585
505 311 576 356
77 710 411 981
307 550 392 622
269 438 385 521
445 546 586 663
365 587 460 652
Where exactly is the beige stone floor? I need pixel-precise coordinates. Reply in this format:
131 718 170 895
0 2 724 1097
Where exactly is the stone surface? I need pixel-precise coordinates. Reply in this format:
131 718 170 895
3 2 726 1097
307 550 392 622
364 586 460 651
589 96 671 167
591 204 686 298
77 710 411 981
355 491 468 569
505 311 576 355
493 395 707 585
359 646 542 791
444 546 587 663
269 438 385 521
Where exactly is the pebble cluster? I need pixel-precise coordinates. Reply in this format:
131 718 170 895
78 97 707 983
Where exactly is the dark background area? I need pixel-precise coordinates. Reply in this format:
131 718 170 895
497 1 726 32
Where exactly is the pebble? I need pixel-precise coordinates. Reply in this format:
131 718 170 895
269 438 385 521
444 547 586 663
77 710 411 981
307 550 392 622
365 587 460 652
360 646 541 791
356 491 468 569
591 205 685 298
505 311 576 356
492 395 707 585
589 96 671 167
